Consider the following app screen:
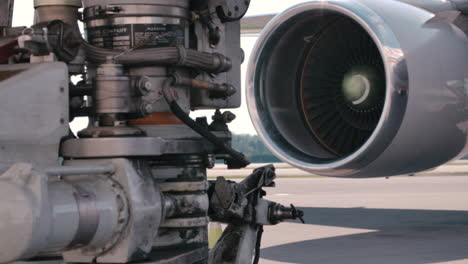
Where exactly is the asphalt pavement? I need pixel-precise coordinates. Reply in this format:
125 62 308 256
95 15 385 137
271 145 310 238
256 176 468 264
208 161 468 178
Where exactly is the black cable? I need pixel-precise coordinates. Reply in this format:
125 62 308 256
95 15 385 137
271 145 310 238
162 78 250 169
168 100 250 168
253 225 264 264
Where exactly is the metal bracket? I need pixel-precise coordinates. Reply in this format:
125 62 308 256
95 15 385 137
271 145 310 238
0 0 14 28
208 165 305 264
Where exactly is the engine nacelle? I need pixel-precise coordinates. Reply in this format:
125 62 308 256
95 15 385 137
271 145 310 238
247 0 468 177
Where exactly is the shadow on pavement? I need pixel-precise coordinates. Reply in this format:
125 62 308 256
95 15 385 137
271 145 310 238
262 207 468 264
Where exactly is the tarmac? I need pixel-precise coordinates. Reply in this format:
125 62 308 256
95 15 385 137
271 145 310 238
208 160 468 178
257 176 468 264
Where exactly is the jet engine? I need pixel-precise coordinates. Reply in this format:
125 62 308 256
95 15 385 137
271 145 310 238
247 0 468 177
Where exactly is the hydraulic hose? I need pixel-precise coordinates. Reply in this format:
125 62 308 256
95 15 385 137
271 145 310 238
161 77 250 169
82 42 232 74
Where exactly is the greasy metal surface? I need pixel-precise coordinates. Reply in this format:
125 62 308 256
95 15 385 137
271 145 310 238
152 153 209 254
145 247 207 264
78 126 144 138
61 137 206 158
247 0 468 177
159 181 208 192
139 125 228 140
163 194 209 218
160 217 208 228
154 228 208 249
208 224 258 264
151 156 207 181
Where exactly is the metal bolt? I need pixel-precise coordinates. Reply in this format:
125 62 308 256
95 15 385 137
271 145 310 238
145 104 153 113
144 81 152 90
138 76 153 94
268 203 305 224
223 111 236 123
142 103 154 115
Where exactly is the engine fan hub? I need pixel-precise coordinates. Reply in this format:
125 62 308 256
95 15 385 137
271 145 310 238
343 73 370 104
342 65 382 110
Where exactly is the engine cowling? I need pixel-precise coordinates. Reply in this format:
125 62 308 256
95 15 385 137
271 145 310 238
246 0 468 177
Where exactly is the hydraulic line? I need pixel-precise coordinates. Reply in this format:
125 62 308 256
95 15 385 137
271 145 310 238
82 42 232 74
161 77 250 169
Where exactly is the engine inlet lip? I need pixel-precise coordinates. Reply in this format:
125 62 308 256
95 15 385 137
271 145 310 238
246 0 409 177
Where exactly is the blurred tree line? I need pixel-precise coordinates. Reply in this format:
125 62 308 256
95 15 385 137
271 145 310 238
231 134 281 163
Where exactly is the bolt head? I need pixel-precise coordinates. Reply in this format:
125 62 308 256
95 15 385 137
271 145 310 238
143 104 154 114
144 81 152 90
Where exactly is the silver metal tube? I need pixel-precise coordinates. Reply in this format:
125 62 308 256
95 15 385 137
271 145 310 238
45 164 116 176
47 182 80 250
162 194 209 219
46 178 122 252
0 167 122 263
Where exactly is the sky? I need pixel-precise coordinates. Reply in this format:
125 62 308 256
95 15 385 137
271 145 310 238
11 0 308 135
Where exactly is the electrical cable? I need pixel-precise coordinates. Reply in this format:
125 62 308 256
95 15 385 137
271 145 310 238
162 78 250 169
253 225 264 264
